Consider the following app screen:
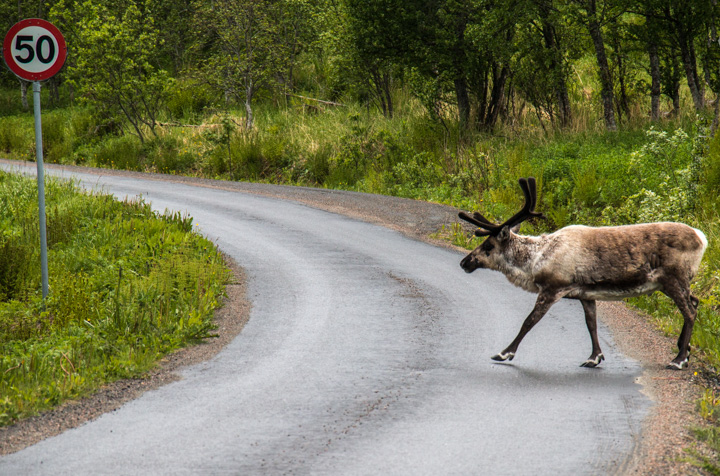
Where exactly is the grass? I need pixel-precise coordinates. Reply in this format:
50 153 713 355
686 388 720 473
0 171 229 426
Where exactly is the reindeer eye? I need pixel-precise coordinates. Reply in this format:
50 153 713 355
481 242 495 254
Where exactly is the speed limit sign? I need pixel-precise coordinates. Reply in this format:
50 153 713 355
2 18 67 302
2 18 67 81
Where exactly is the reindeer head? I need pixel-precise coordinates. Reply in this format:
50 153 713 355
459 177 543 273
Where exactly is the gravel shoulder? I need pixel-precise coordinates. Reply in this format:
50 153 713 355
0 162 710 473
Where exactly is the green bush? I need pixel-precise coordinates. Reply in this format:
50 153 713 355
42 110 74 163
87 135 144 170
166 78 220 121
0 116 32 157
704 129 720 197
297 144 332 185
145 136 196 174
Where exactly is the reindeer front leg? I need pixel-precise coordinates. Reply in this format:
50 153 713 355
491 291 562 362
580 299 605 368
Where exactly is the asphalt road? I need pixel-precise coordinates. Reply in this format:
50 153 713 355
0 163 650 475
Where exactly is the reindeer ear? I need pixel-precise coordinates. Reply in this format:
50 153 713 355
511 223 522 233
498 226 511 242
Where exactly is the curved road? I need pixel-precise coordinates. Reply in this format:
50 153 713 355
0 163 649 475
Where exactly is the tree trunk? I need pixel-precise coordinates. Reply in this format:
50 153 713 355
383 73 394 119
678 25 704 110
484 64 509 130
689 40 704 103
245 81 255 130
586 0 616 131
611 30 631 122
475 70 489 124
661 49 682 116
20 80 29 110
556 80 572 128
540 10 571 127
672 84 681 115
455 76 471 130
649 41 661 121
245 98 254 130
370 67 393 118
49 78 60 107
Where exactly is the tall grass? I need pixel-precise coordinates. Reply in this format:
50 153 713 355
0 172 229 426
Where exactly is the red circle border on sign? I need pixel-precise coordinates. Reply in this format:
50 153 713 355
2 18 67 81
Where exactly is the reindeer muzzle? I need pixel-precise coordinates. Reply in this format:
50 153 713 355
460 255 477 273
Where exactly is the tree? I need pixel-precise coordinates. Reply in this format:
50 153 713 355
51 0 171 143
346 0 410 117
698 0 720 132
569 0 620 131
148 0 198 74
276 0 315 95
513 0 579 128
195 0 290 130
672 2 706 111
641 9 663 120
643 0 708 112
393 0 517 131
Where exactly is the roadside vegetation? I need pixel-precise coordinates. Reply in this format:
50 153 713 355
0 171 229 426
2 0 720 468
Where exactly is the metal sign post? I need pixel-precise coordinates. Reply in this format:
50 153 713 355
3 19 67 301
32 81 49 300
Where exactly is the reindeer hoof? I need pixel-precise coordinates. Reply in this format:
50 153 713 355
580 353 605 368
666 358 689 370
491 351 515 362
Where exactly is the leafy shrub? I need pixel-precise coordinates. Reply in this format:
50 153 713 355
166 78 220 120
627 127 693 192
297 144 332 185
145 136 196 174
387 152 443 198
41 110 72 163
86 135 144 170
0 88 27 117
0 116 31 156
600 127 696 224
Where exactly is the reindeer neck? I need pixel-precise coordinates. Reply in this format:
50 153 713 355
496 234 542 293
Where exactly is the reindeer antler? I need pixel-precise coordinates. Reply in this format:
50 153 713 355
458 177 544 237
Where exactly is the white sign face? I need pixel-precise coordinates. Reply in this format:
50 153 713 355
3 19 67 81
9 25 61 74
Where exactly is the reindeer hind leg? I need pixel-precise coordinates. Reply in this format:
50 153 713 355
662 279 697 370
580 299 605 368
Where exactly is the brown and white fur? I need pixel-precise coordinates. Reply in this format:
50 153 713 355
460 178 708 369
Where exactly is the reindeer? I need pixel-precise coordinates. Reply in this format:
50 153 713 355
459 177 708 370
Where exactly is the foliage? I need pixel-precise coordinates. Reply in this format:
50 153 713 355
0 172 229 426
50 0 172 143
193 0 304 129
686 388 720 473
